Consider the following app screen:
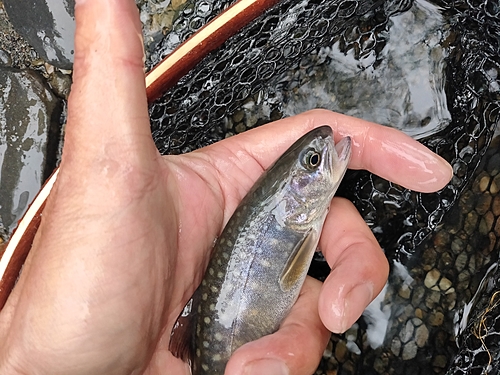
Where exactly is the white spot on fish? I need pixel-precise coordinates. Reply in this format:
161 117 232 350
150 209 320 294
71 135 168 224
209 268 214 275
202 293 208 301
204 317 211 324
203 341 209 348
213 354 221 361
215 332 223 341
202 364 209 371
217 272 224 278
210 304 215 311
196 349 201 357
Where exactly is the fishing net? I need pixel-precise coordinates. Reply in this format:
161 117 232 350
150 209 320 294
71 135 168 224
146 0 500 373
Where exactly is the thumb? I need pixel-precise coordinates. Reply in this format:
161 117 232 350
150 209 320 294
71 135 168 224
64 0 154 169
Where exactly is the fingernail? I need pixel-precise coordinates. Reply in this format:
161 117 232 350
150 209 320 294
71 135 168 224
244 359 289 375
339 283 374 333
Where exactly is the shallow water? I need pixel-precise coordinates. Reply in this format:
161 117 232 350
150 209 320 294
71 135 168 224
281 0 452 139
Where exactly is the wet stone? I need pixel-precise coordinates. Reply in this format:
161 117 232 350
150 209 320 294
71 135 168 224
391 337 402 356
411 285 426 306
438 251 453 269
373 355 388 374
47 69 72 100
455 252 468 272
0 67 61 233
495 216 500 237
464 210 479 235
493 194 500 216
425 290 441 308
476 192 492 215
235 123 247 133
415 323 429 347
477 173 491 193
402 341 418 360
415 308 424 319
424 269 440 290
399 283 411 299
491 173 500 195
479 211 495 234
400 320 414 343
438 276 453 293
433 354 448 370
232 110 244 123
486 153 500 175
3 0 75 69
451 237 465 254
428 311 444 326
334 340 348 363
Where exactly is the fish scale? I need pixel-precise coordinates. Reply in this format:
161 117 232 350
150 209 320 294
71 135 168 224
169 126 351 374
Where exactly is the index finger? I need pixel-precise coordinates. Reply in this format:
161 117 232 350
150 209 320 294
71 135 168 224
220 109 452 193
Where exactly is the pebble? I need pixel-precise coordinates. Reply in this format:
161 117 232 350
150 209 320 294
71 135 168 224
334 341 348 362
438 277 453 293
432 354 448 370
491 174 500 194
399 284 411 299
399 320 414 343
391 337 401 356
415 324 429 347
428 311 444 326
493 194 500 216
454 252 468 272
47 69 72 99
402 341 418 360
479 211 495 234
424 269 440 290
495 216 500 237
478 173 491 193
464 211 479 235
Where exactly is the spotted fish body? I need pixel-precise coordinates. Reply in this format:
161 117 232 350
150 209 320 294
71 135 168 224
170 126 351 374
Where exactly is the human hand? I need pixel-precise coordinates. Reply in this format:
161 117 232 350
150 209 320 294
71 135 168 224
0 1 452 375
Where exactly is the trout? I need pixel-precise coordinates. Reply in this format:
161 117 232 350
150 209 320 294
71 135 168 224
169 126 351 374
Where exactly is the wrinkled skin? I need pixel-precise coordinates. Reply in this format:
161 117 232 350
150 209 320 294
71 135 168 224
0 1 452 375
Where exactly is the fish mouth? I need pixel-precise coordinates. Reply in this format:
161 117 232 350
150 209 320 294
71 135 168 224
332 136 352 186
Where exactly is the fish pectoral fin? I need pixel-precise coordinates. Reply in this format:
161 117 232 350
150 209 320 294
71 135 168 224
168 290 200 364
279 229 317 292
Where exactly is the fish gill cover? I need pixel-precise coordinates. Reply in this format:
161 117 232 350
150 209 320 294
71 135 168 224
146 0 500 374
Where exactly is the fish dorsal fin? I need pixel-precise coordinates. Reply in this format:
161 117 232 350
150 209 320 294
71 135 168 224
279 229 316 292
169 290 200 363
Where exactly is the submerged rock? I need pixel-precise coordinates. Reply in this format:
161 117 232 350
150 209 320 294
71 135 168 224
0 67 62 235
3 0 75 69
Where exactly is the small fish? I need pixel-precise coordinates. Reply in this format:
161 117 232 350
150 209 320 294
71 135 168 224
169 126 351 374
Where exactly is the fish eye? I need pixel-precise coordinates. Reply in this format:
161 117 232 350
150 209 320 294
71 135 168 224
303 149 322 170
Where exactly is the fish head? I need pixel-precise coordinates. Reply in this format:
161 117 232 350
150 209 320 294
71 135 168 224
271 126 351 231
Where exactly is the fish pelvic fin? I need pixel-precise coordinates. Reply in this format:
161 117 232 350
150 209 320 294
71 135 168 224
279 228 317 292
168 290 200 364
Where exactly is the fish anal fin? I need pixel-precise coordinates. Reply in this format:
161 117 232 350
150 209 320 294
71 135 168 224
279 229 317 292
169 291 200 364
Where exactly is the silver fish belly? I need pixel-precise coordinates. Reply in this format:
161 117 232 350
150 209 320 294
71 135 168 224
170 126 351 374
